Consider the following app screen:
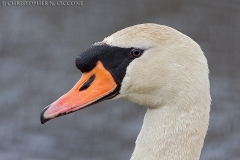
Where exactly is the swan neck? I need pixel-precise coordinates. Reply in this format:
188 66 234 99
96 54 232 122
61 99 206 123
130 104 209 160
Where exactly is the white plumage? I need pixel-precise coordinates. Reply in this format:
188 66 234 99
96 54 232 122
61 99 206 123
103 24 211 160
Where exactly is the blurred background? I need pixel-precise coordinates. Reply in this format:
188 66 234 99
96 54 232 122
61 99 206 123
0 0 239 160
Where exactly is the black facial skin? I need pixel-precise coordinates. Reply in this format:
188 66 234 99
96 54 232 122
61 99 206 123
40 43 144 124
75 43 144 86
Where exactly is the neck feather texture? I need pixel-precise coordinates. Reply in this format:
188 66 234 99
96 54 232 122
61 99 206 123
130 102 210 160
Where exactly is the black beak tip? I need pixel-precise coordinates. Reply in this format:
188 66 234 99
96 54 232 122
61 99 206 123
40 105 51 124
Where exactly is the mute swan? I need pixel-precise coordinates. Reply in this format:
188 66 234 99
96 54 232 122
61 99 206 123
40 23 211 160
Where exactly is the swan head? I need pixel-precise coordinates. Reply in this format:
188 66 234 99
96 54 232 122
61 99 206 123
40 23 210 123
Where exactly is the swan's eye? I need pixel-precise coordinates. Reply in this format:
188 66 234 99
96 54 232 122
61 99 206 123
130 49 143 58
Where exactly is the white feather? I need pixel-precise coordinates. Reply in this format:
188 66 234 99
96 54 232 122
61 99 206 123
103 23 211 160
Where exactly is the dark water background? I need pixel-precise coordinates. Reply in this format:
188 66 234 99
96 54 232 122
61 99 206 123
0 0 240 159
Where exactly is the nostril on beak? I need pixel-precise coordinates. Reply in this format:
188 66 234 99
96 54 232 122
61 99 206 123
79 74 96 91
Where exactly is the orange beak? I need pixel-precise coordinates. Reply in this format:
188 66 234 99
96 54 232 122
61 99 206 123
41 61 118 124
